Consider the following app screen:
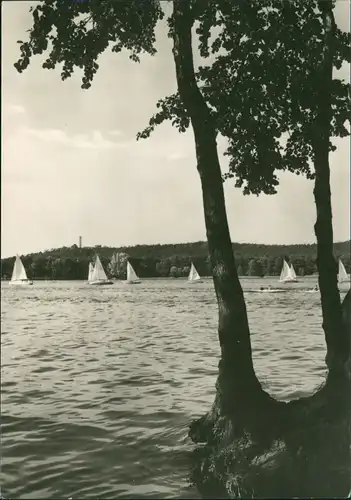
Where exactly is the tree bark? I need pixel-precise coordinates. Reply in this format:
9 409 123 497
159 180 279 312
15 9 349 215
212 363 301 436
313 1 350 380
171 0 264 404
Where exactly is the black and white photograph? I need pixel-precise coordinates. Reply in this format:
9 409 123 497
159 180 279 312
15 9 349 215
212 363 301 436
1 0 350 498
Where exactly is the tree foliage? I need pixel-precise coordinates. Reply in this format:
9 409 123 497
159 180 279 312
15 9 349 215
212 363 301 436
14 1 350 196
14 0 163 88
138 0 351 195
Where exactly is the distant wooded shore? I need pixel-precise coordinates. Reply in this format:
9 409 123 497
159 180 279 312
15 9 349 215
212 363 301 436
1 240 350 281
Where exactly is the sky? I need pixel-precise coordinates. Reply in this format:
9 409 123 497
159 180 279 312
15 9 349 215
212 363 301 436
1 1 350 258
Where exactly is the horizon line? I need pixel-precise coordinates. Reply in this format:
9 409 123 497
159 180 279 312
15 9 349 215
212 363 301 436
1 238 350 260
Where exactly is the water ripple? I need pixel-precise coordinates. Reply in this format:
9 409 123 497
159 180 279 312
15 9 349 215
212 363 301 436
1 278 349 498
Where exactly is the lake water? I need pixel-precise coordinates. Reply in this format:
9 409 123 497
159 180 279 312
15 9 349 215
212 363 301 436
1 278 350 499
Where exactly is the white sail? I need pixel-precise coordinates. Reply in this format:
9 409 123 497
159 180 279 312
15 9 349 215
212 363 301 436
338 259 349 283
279 260 291 282
88 262 94 282
90 255 108 281
11 255 28 281
188 262 201 282
126 262 140 282
289 263 297 280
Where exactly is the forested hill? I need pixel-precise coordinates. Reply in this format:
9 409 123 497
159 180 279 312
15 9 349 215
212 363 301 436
1 240 350 280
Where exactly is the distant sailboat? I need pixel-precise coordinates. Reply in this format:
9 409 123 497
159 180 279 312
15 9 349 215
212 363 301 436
290 263 297 281
188 262 202 283
338 259 349 284
125 261 141 284
279 259 298 283
87 262 94 283
88 255 113 285
9 255 33 286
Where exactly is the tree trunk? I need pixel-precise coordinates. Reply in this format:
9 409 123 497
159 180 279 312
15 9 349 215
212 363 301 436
313 1 350 380
171 1 269 414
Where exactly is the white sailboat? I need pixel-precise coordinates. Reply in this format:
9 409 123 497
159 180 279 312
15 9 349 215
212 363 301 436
338 259 349 284
188 262 202 283
289 263 297 281
9 255 33 286
88 255 113 285
125 261 141 284
86 262 94 283
279 259 298 283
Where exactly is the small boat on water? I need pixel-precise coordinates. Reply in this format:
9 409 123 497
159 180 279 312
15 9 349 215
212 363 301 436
88 262 94 282
9 255 33 286
251 285 287 293
85 262 94 284
338 259 349 284
125 261 141 284
188 262 202 283
259 288 285 293
279 259 298 283
88 255 113 285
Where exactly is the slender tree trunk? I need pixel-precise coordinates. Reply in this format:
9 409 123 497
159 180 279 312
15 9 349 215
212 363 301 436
313 1 350 380
171 0 263 403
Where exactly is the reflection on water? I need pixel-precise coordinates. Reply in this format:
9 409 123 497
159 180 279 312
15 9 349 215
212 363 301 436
1 278 348 498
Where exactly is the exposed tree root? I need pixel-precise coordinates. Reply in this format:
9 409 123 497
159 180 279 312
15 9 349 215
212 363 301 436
189 290 351 499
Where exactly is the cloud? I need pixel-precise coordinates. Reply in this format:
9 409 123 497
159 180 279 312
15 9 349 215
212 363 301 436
9 104 26 114
3 104 26 117
166 151 189 161
22 127 131 151
108 129 123 137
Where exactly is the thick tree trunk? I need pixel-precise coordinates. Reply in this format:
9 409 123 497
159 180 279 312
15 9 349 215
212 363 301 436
313 1 350 379
171 0 264 403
